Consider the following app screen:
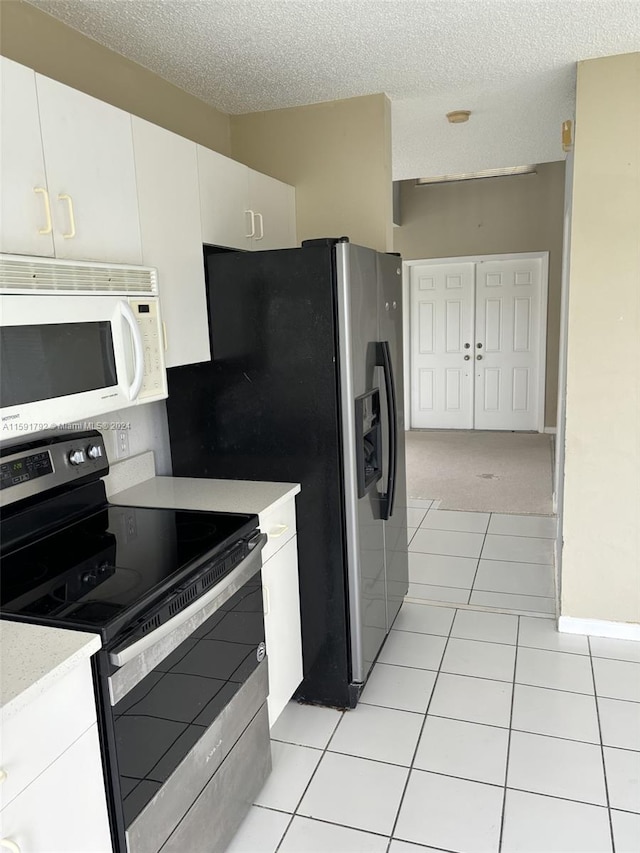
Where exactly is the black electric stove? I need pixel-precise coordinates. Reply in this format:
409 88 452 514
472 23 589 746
1 493 257 645
0 432 258 644
0 430 270 853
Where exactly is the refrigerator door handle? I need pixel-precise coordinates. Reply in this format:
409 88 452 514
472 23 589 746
376 340 398 520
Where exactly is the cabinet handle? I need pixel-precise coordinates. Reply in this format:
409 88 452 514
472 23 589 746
245 209 256 239
58 193 76 239
254 212 264 241
33 187 52 235
263 585 270 615
162 321 168 352
0 770 6 784
269 524 289 538
1 840 20 853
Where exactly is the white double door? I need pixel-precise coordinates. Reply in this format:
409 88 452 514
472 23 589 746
410 255 546 431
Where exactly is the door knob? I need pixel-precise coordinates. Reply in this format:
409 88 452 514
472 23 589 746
477 354 483 360
464 355 470 361
477 342 483 349
464 343 471 349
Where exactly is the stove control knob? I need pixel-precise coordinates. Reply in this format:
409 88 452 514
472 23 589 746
87 444 103 461
68 449 86 466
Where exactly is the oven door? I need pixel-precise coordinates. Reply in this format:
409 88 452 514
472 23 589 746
103 534 270 853
0 293 166 435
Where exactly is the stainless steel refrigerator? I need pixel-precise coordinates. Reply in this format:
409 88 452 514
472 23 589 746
166 238 408 709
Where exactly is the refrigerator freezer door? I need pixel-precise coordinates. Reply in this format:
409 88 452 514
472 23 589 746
377 253 409 629
335 242 386 685
167 245 353 708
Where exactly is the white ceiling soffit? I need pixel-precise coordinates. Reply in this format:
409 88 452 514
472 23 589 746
27 1 640 180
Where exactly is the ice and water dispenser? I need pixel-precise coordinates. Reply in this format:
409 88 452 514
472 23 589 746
355 389 383 498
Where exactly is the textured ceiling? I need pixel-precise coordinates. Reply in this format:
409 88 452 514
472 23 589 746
27 0 640 179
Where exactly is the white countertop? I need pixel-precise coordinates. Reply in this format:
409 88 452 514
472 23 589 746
110 476 300 516
1 621 101 721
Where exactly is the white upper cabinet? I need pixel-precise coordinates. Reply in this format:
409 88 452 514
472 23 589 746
198 145 296 252
0 57 55 257
35 73 142 264
198 146 252 250
133 118 211 367
248 169 297 251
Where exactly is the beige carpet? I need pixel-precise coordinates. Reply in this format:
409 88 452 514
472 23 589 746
405 430 554 514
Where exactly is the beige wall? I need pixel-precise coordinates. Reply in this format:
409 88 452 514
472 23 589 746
231 94 393 252
394 162 565 426
0 0 231 155
561 52 640 626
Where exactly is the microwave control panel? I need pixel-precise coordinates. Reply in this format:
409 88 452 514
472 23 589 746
131 300 165 399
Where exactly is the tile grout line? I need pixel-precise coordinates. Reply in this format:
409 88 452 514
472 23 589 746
498 613 520 852
271 708 345 853
383 606 458 853
467 511 491 604
405 597 556 619
588 635 617 853
409 548 554 568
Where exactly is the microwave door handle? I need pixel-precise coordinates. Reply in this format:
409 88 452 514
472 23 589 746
119 300 145 400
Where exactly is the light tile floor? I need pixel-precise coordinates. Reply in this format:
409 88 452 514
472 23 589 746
228 606 640 853
406 502 557 615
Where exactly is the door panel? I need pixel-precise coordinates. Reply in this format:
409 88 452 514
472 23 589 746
36 74 142 264
474 258 543 430
377 253 408 631
0 58 55 257
337 244 385 684
410 263 475 428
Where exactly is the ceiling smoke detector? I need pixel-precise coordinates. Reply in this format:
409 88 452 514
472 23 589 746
446 110 471 123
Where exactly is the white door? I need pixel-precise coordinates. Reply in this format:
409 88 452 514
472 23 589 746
474 257 544 430
248 169 297 250
410 262 475 428
0 58 55 257
132 117 211 368
197 145 252 250
35 73 142 264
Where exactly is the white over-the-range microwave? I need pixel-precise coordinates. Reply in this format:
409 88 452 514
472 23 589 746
0 254 168 437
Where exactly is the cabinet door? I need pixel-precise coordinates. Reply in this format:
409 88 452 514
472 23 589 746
197 146 251 250
36 73 142 264
262 535 303 727
133 118 210 368
248 169 297 250
0 58 54 257
0 725 112 853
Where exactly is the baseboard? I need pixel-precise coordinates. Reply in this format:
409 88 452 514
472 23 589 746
544 426 557 434
558 615 640 641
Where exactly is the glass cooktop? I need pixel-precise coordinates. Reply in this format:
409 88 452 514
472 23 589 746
0 504 257 642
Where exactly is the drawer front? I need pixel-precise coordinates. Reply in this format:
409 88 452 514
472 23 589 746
161 703 271 853
0 659 97 809
0 724 112 853
259 498 297 564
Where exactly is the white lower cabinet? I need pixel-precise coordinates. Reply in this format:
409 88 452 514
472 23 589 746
259 498 303 727
0 656 112 853
262 535 303 726
0 725 112 853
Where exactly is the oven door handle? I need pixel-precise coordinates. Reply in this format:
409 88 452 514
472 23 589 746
108 533 267 670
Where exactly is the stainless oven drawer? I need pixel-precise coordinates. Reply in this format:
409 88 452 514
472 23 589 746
161 703 271 853
126 659 269 853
